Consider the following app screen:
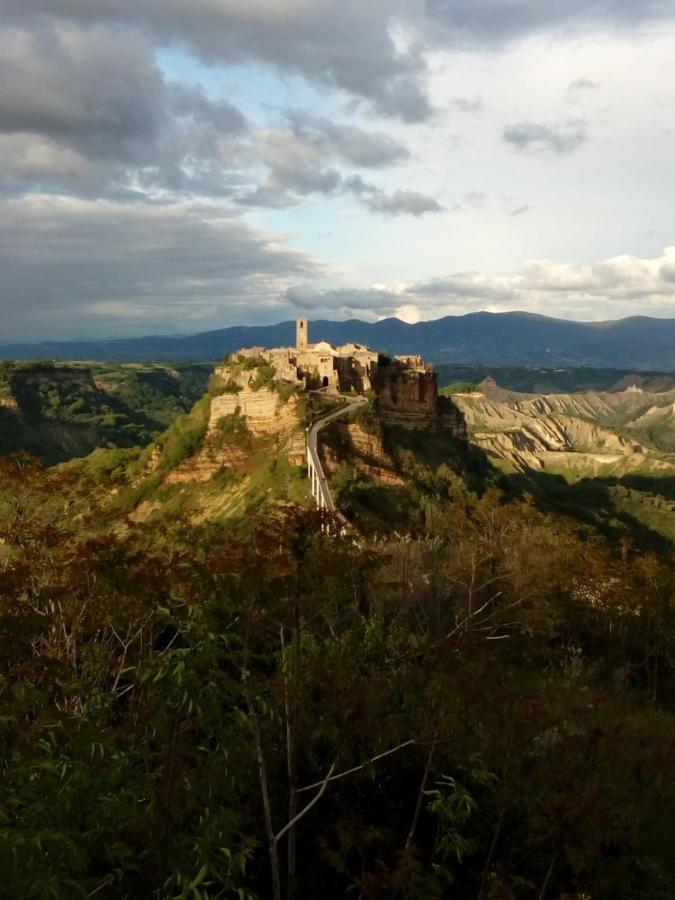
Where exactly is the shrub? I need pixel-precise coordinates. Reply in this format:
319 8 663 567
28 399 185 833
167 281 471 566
354 398 382 437
156 395 211 470
216 412 252 449
209 373 239 396
237 354 269 371
274 380 300 403
250 365 276 391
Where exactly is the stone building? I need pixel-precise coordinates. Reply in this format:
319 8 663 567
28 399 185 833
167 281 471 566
220 320 440 428
227 319 380 393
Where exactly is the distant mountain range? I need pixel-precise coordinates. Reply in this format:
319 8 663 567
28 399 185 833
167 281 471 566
3 312 675 369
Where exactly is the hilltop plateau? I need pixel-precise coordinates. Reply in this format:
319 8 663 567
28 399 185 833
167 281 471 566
64 330 472 531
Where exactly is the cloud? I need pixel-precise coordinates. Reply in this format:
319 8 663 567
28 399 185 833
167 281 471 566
567 77 599 97
408 249 675 318
284 285 399 312
285 111 410 168
413 274 515 302
0 21 252 199
4 0 433 123
452 96 484 113
279 248 675 323
0 196 321 339
503 119 587 154
426 0 672 47
363 189 443 216
238 121 435 213
0 20 426 211
502 197 531 216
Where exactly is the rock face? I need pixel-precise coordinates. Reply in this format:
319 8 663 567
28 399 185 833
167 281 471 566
454 383 675 474
164 440 251 484
321 422 404 485
373 370 438 430
209 390 300 438
165 386 305 484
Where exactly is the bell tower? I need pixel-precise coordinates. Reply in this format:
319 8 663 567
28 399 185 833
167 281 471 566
296 317 308 349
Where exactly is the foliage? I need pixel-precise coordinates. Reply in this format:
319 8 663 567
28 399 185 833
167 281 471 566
209 373 240 396
154 395 211 471
352 396 382 437
236 355 269 371
250 365 276 392
274 380 301 403
0 361 211 464
439 380 480 394
216 412 253 448
3 369 675 900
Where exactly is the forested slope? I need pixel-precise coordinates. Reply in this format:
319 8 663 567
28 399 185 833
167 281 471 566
0 361 211 464
2 365 675 898
1 452 675 899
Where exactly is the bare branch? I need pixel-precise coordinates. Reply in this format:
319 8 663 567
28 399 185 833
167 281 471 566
275 762 336 844
297 737 418 794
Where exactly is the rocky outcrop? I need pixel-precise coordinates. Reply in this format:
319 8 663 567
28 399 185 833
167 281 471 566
454 384 675 474
164 440 250 484
165 387 304 484
209 390 300 438
320 422 404 485
373 369 438 430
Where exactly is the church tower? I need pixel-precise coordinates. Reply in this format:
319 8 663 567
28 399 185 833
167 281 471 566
296 317 308 349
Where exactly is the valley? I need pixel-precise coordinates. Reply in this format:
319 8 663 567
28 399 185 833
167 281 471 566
0 360 211 464
3 335 675 899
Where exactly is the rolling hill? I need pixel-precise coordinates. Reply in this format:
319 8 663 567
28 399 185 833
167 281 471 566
3 312 675 368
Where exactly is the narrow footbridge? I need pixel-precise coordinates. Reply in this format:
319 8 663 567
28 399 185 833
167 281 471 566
306 395 367 513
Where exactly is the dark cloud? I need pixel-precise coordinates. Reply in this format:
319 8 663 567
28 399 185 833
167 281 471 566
285 111 410 168
0 24 163 164
412 275 515 301
0 22 421 211
426 0 671 46
364 189 443 216
452 96 484 113
236 122 432 213
0 197 321 339
503 119 587 154
168 83 248 136
0 22 251 199
2 0 432 123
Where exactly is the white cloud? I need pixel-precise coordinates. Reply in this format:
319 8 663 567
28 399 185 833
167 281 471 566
283 249 675 324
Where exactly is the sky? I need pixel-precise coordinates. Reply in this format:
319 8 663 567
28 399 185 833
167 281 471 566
2 0 675 340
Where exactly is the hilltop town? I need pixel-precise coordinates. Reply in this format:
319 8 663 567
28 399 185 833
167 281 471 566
213 318 442 430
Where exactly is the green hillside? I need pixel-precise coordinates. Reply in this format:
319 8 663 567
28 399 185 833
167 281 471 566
0 360 211 464
2 376 675 899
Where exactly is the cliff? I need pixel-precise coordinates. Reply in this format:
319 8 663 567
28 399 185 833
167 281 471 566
209 389 301 438
163 388 304 485
373 368 438 430
454 384 675 476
